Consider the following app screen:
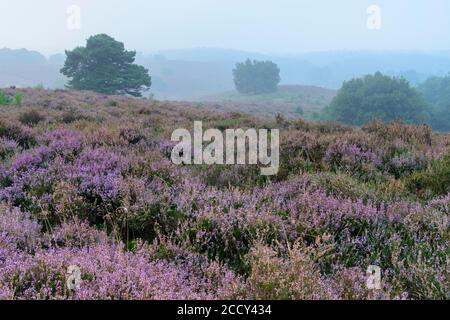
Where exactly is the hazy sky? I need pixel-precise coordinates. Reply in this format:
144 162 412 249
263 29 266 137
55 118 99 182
1 0 450 55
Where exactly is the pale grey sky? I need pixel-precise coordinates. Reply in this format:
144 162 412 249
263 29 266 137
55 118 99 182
1 0 449 55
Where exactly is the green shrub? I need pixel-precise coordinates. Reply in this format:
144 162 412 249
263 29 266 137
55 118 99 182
0 91 23 107
14 94 23 106
325 72 429 126
405 154 450 197
233 59 280 95
0 90 13 106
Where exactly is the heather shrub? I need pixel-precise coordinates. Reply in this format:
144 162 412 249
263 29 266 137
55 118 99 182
19 109 45 126
404 154 450 198
150 180 285 273
3 245 201 300
0 146 55 206
310 172 373 202
187 213 280 274
311 172 410 204
331 267 396 300
107 100 119 107
0 206 41 252
325 140 380 172
146 238 246 299
51 218 109 248
279 131 328 176
331 204 447 299
72 149 126 206
51 181 86 221
42 129 83 157
363 120 433 146
83 127 125 148
0 207 245 300
0 119 36 148
385 213 449 300
386 152 428 178
428 194 450 214
282 130 329 165
60 109 88 124
246 243 331 299
127 201 186 243
0 138 18 160
373 178 410 202
199 164 267 188
0 89 448 300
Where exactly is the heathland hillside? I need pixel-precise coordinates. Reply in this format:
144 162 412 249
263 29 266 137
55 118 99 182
193 85 336 119
0 88 448 299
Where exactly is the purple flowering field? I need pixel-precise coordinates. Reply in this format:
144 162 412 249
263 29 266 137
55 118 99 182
0 88 448 300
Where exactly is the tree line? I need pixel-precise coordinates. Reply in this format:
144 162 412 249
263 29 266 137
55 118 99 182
60 34 449 132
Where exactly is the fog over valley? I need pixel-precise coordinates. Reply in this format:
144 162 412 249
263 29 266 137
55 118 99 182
1 1 450 99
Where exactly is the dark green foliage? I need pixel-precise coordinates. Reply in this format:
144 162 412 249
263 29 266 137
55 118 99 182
60 109 87 124
233 59 280 95
0 90 13 106
325 72 429 126
429 108 450 132
0 90 22 106
19 110 45 126
61 34 151 97
405 154 450 198
418 74 450 107
14 94 23 106
418 74 450 132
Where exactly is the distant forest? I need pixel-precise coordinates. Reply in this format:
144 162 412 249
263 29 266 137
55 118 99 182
2 48 450 100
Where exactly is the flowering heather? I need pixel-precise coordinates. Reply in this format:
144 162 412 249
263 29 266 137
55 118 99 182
0 89 449 300
72 148 126 203
325 140 381 168
0 205 41 251
0 208 244 300
42 129 83 156
0 138 18 160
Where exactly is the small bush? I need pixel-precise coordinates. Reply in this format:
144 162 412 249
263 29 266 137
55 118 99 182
0 138 18 160
107 100 119 107
246 244 330 299
0 90 13 106
61 109 87 124
294 106 304 115
405 154 450 197
0 119 36 148
14 94 23 106
18 110 45 126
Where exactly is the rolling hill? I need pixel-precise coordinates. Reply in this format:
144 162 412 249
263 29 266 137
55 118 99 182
190 85 337 119
1 47 449 100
